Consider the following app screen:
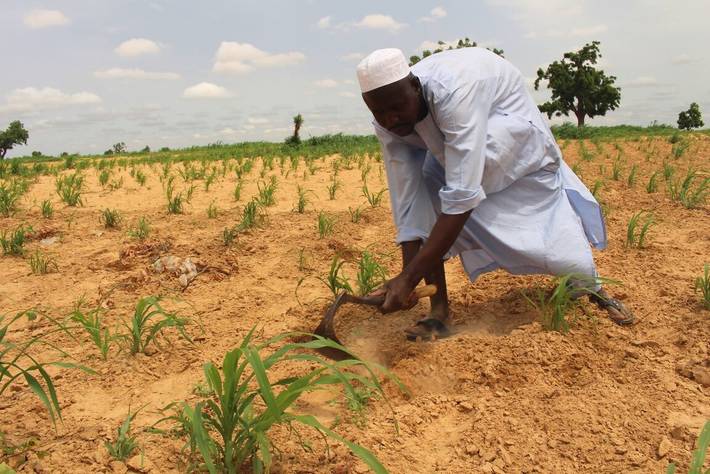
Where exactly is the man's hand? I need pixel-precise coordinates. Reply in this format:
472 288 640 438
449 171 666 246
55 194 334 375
377 273 418 314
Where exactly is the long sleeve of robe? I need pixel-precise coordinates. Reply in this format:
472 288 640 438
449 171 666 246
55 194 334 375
373 47 606 282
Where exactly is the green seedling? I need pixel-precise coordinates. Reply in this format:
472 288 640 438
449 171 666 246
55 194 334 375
348 206 363 223
156 329 397 474
362 184 387 208
627 164 638 187
317 211 334 238
1 224 32 256
591 180 603 199
55 172 84 206
524 274 608 333
40 199 54 218
663 162 675 181
668 169 709 209
625 210 654 248
327 179 341 200
646 171 659 193
28 251 58 275
120 296 190 355
257 179 277 207
128 217 150 240
233 181 242 202
100 208 122 229
0 182 22 217
611 159 623 181
294 185 309 214
134 170 147 186
1 309 93 425
695 264 710 310
356 251 387 296
70 304 113 360
207 201 219 219
99 169 110 186
317 256 353 295
105 409 140 461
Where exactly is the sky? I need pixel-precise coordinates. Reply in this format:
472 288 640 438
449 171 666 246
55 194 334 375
2 0 709 157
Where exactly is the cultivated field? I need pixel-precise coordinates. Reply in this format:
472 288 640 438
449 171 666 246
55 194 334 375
1 133 709 473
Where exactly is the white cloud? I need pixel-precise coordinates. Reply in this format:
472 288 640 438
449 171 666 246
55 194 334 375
183 82 231 99
341 52 364 62
247 117 269 124
115 38 161 57
94 68 180 80
24 9 69 29
1 87 100 113
419 6 447 22
570 24 608 37
213 42 305 74
671 53 694 65
339 91 357 98
314 79 338 88
625 76 660 88
317 16 331 29
355 14 406 32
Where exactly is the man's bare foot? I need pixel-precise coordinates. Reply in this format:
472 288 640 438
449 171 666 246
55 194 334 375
590 288 636 325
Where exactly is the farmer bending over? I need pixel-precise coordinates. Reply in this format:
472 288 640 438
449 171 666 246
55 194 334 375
356 48 635 340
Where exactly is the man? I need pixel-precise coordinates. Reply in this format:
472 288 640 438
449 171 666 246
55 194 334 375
356 47 634 340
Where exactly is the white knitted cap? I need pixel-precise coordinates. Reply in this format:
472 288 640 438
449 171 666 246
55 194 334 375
356 48 410 93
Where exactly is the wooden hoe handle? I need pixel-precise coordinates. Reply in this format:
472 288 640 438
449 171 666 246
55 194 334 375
412 284 437 299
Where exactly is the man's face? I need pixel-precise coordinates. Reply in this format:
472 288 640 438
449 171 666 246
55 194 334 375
362 75 422 136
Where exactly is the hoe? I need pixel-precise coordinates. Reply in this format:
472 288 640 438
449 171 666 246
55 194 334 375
313 284 437 360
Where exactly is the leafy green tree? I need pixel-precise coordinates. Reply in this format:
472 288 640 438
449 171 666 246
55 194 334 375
409 38 504 66
0 121 29 159
112 142 127 154
677 102 704 130
534 41 621 127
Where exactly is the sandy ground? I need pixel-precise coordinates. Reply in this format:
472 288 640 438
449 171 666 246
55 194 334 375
1 136 709 473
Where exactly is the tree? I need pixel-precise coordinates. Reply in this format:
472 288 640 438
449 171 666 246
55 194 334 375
112 142 127 154
285 114 303 146
0 121 29 159
409 38 504 66
534 41 621 127
677 102 704 130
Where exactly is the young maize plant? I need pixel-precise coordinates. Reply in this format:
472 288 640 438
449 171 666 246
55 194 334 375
695 264 710 310
327 178 341 200
318 256 353 295
1 310 93 425
127 217 150 240
646 171 659 193
356 251 388 296
348 205 363 223
28 250 58 275
55 172 84 206
666 420 710 474
151 329 401 474
105 409 140 461
293 185 309 214
362 183 387 208
1 224 32 256
0 181 23 217
119 296 191 355
626 211 655 248
317 211 335 239
70 303 115 360
207 201 219 219
40 199 54 218
524 274 614 333
99 169 111 186
100 208 122 229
